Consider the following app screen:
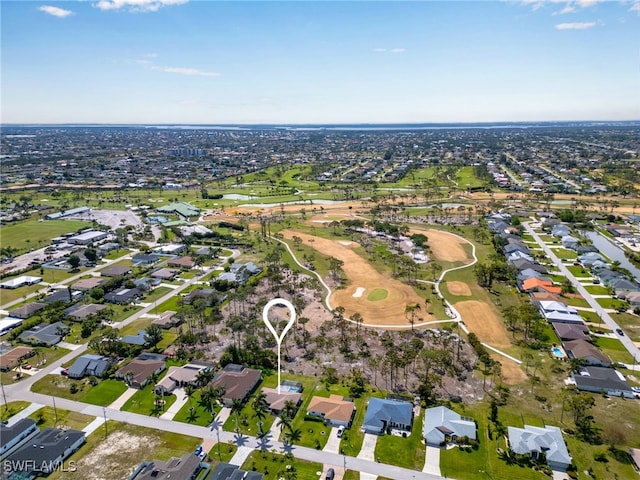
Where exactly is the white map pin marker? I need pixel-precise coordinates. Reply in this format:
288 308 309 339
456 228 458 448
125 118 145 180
263 298 297 394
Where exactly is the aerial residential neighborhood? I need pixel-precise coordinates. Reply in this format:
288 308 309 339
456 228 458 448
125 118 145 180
0 122 639 480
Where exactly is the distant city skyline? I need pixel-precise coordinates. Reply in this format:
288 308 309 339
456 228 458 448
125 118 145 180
2 0 639 124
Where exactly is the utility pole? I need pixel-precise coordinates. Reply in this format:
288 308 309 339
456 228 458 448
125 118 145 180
103 407 108 438
52 396 58 426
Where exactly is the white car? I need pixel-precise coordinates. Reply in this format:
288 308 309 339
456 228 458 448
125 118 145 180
336 426 345 438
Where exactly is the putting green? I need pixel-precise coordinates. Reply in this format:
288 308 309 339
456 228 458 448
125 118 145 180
367 288 389 301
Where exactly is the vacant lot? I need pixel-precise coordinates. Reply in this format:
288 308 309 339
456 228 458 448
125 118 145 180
282 230 431 327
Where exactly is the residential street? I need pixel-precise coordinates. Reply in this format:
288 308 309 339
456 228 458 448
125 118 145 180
523 222 640 363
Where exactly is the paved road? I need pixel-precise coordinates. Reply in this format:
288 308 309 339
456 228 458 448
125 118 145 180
524 222 640 363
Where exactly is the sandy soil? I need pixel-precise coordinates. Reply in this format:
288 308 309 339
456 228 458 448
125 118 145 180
68 430 161 480
454 300 525 384
446 281 472 296
410 228 471 263
281 230 432 327
455 301 512 348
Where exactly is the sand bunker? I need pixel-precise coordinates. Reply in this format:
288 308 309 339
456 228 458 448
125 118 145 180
446 281 472 296
353 287 366 298
339 241 352 246
282 230 431 327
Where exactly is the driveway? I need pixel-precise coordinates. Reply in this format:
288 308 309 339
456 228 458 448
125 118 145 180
160 387 187 420
323 427 341 454
357 433 378 461
423 446 441 476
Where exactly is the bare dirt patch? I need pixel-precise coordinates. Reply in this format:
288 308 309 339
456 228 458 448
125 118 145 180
68 430 161 480
454 300 524 384
281 230 432 327
455 301 511 348
414 229 471 263
446 281 472 296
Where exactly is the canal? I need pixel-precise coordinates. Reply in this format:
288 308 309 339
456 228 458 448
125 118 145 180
583 230 640 281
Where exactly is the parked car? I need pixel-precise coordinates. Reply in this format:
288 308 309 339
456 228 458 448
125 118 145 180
616 329 624 336
326 468 335 480
336 426 345 438
61 368 69 376
22 363 32 370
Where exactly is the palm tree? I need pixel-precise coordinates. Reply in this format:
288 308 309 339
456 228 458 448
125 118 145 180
230 398 244 433
252 391 269 437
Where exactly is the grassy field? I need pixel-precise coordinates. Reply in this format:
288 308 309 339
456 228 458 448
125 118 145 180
31 375 128 406
610 312 640 341
0 218 92 255
593 336 636 364
173 390 221 426
583 285 612 295
121 382 177 416
241 450 323 480
28 405 94 430
0 346 70 386
366 288 389 301
374 411 425 470
0 400 30 421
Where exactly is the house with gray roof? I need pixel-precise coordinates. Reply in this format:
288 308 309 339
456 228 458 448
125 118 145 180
422 406 476 446
18 321 69 346
572 366 634 398
362 398 413 435
64 303 107 321
209 462 263 480
507 425 571 470
0 418 38 461
4 427 85 476
105 287 142 304
563 339 611 367
128 452 202 480
8 302 46 319
122 330 150 347
578 252 606 268
68 354 112 379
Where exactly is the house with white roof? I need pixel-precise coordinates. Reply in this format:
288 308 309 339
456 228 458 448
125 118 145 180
507 425 571 470
422 406 476 446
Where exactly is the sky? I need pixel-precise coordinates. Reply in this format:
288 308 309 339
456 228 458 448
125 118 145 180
1 0 639 124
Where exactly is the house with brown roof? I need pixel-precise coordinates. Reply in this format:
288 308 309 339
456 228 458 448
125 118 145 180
261 387 302 414
152 311 181 329
307 394 356 428
210 364 261 406
71 277 106 291
0 346 34 371
167 256 195 269
151 268 180 280
563 339 612 367
116 357 166 389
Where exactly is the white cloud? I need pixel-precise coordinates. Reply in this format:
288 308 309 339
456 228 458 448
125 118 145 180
553 4 576 15
575 0 601 7
95 0 187 13
555 21 597 29
631 1 640 14
38 5 73 17
152 66 220 77
373 48 405 53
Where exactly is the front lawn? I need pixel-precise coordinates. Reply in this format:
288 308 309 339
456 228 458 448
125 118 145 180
121 383 177 416
374 410 425 470
0 401 30 421
28 406 94 430
31 375 127 406
241 450 323 480
593 337 636 364
173 390 221 426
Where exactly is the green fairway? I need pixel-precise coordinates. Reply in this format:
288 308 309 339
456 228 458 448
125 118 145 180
0 219 92 255
367 288 388 301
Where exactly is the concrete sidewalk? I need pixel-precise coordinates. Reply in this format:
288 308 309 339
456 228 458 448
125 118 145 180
423 446 441 476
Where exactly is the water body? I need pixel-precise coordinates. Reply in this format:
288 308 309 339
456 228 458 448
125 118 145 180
239 199 345 208
223 194 256 200
583 230 640 281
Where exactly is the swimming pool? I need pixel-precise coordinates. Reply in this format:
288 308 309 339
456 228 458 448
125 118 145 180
552 347 564 358
278 385 300 393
